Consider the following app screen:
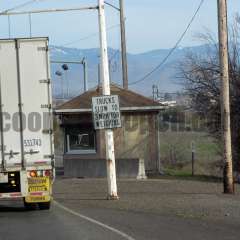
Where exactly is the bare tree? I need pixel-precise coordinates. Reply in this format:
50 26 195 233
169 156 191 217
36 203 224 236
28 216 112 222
178 15 240 183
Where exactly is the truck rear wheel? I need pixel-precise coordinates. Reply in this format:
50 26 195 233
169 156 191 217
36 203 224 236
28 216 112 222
38 201 51 210
23 198 36 210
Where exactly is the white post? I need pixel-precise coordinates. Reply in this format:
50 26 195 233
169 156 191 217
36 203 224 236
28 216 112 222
98 0 119 200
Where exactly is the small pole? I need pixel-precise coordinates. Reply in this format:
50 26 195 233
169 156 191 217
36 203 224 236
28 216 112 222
152 85 156 100
82 58 88 92
191 141 195 176
66 71 69 98
157 112 161 173
28 13 32 38
217 0 234 193
119 0 128 89
98 0 119 200
108 59 112 82
61 75 64 99
98 63 101 86
8 15 11 38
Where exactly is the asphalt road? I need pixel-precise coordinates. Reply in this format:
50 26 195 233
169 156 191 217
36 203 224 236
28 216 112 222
0 197 239 240
0 199 129 240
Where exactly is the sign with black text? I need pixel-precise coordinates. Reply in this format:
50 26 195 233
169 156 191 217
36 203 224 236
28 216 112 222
92 95 122 130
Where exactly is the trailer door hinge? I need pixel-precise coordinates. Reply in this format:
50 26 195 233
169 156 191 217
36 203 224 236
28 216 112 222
5 150 20 159
43 154 54 159
37 46 48 51
42 129 53 135
39 79 51 84
24 150 40 155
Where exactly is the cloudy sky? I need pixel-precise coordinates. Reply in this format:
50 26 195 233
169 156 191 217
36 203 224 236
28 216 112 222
0 0 239 53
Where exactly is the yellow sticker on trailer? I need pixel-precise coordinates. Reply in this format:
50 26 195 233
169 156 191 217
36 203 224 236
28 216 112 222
28 177 50 193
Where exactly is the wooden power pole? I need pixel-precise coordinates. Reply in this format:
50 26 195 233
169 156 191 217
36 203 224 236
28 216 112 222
98 0 119 200
119 0 128 89
217 0 234 193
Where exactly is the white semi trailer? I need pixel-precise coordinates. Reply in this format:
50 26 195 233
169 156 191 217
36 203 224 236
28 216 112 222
0 38 54 210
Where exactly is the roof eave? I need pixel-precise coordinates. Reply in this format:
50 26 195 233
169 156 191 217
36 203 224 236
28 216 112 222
55 106 166 114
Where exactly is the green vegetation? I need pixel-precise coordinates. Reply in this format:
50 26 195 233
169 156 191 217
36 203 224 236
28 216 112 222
157 168 222 183
160 131 222 177
159 107 222 178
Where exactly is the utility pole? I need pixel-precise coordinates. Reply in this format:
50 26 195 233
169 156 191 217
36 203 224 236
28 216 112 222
119 0 128 89
98 0 119 200
217 0 234 194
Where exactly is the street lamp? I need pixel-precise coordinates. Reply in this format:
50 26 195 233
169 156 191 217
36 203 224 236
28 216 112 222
52 59 88 95
55 70 64 99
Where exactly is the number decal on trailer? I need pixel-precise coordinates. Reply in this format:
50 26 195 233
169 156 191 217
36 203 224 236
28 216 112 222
24 139 42 147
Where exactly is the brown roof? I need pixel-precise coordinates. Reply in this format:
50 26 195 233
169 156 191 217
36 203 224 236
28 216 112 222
56 84 163 113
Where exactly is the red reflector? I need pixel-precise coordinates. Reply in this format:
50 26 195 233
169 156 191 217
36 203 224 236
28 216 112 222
34 161 47 164
44 170 51 177
10 193 21 197
30 192 43 196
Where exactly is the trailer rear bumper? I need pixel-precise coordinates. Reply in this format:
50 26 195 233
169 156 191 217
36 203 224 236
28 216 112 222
0 191 51 199
0 192 22 199
0 170 53 202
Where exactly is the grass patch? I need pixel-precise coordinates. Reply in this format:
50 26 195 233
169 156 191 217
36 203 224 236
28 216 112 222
148 168 222 183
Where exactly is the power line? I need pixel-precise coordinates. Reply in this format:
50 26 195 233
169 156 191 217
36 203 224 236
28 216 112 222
1 0 39 13
105 1 120 11
60 24 120 47
129 0 205 86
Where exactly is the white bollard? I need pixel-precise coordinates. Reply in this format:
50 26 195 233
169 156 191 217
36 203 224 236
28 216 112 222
137 158 147 180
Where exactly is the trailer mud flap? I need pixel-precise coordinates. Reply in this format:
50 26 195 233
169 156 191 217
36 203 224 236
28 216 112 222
25 195 51 203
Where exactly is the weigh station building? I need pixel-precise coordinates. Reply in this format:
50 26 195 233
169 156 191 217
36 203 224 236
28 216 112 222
55 84 164 178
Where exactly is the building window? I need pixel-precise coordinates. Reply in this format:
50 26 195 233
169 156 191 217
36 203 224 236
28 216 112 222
65 126 96 154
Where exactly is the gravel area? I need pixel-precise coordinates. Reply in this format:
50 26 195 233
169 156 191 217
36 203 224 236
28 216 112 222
53 177 240 225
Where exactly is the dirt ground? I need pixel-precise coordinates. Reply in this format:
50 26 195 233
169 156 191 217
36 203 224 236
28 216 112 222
53 177 240 225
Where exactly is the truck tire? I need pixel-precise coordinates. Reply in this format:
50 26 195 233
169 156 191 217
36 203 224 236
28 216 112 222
38 201 51 210
23 198 36 210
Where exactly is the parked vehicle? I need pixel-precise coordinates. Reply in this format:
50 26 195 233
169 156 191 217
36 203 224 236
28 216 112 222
0 38 54 210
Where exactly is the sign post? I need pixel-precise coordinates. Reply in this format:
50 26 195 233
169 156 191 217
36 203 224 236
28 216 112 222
97 0 119 200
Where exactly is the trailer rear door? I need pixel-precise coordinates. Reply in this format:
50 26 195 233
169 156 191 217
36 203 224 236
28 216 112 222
0 38 54 170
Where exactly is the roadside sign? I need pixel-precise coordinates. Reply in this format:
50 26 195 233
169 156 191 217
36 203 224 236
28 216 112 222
92 95 122 130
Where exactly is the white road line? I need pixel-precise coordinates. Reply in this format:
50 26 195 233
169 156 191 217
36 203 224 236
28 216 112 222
53 200 136 240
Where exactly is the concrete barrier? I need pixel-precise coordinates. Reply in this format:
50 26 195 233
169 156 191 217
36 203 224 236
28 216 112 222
63 158 141 178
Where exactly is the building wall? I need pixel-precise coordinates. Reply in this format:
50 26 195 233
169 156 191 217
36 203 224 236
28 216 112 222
55 111 159 173
53 116 65 167
114 113 158 171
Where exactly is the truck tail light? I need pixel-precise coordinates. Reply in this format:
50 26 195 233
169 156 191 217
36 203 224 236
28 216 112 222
28 170 52 177
29 170 37 178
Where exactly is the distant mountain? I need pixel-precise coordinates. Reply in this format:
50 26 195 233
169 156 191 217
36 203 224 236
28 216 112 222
49 45 208 98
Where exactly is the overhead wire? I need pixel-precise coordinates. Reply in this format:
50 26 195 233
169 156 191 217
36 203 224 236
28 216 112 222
2 0 50 37
1 0 39 14
129 0 205 86
61 24 120 47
